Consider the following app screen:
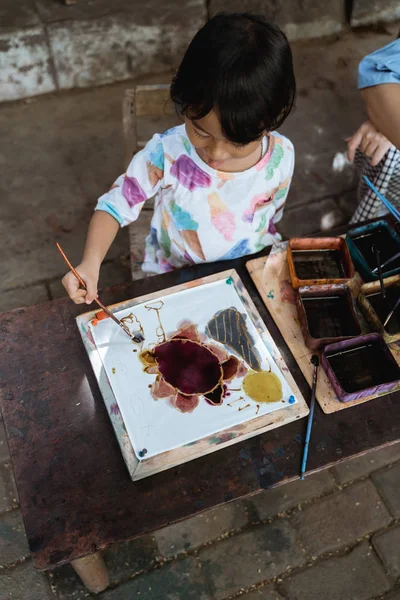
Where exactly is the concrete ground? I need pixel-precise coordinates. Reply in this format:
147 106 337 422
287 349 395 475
1 24 400 600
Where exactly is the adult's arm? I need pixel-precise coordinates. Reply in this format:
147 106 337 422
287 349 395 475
358 39 400 149
361 84 400 150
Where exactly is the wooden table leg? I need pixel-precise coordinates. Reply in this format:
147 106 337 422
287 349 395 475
71 552 109 594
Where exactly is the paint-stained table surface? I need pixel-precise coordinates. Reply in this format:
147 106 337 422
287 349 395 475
1 245 400 571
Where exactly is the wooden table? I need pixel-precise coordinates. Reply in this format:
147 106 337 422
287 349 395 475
1 247 400 593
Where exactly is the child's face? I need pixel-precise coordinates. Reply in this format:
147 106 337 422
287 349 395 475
185 110 264 172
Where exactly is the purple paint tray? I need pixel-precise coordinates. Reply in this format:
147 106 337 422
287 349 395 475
296 284 362 350
322 333 400 403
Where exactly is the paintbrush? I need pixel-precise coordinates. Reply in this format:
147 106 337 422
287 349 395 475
363 176 400 223
372 244 386 299
56 243 143 343
300 355 319 480
371 250 400 275
383 295 400 328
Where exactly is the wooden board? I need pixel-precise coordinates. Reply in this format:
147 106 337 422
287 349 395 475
247 246 400 414
77 269 309 480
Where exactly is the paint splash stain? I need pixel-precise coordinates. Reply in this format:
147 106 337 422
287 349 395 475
208 432 238 444
279 279 296 304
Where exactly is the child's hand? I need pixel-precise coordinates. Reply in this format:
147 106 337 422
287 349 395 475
62 262 99 305
347 120 392 167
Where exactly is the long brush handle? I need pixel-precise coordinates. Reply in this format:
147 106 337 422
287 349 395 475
373 245 386 299
372 251 400 274
384 296 400 328
363 176 400 223
301 359 319 480
56 243 137 341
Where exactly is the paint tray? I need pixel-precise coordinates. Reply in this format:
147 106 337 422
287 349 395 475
358 275 400 343
296 284 362 350
346 220 400 282
322 333 400 402
287 237 354 290
76 270 308 481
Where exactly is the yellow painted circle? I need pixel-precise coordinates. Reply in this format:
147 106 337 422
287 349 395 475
243 371 283 403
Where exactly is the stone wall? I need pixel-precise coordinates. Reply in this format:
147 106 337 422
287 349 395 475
1 0 399 103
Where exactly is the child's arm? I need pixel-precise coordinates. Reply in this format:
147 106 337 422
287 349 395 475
62 211 119 304
62 132 166 304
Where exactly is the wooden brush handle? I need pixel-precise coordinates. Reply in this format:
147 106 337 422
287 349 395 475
56 243 87 289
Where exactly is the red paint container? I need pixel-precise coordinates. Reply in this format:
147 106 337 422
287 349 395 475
287 237 354 290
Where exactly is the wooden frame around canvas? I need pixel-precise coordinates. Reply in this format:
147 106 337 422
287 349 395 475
76 269 309 481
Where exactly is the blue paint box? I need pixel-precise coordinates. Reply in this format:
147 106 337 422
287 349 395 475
346 220 400 282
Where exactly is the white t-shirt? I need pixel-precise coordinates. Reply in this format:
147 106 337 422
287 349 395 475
96 124 294 274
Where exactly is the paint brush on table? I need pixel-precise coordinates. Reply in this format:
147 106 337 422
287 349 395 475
384 295 400 328
372 244 386 299
300 355 319 480
56 243 143 344
372 251 400 275
363 176 400 223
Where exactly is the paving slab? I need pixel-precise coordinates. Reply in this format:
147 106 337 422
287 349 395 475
101 556 212 600
0 559 54 600
46 2 205 90
198 521 304 600
291 480 392 556
35 0 204 26
279 197 345 238
0 509 29 566
0 420 10 463
280 541 390 600
50 533 159 599
155 501 249 558
210 0 345 40
332 443 400 485
0 0 41 29
372 463 400 518
373 524 400 580
250 470 336 520
242 587 284 599
0 25 56 102
351 1 400 26
0 463 18 514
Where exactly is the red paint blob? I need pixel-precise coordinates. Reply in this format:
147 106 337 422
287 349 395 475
153 339 221 395
222 356 240 381
175 393 199 413
205 384 224 405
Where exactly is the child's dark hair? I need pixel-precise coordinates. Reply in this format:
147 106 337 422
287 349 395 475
170 13 296 145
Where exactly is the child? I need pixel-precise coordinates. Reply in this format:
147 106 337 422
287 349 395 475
62 13 296 304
